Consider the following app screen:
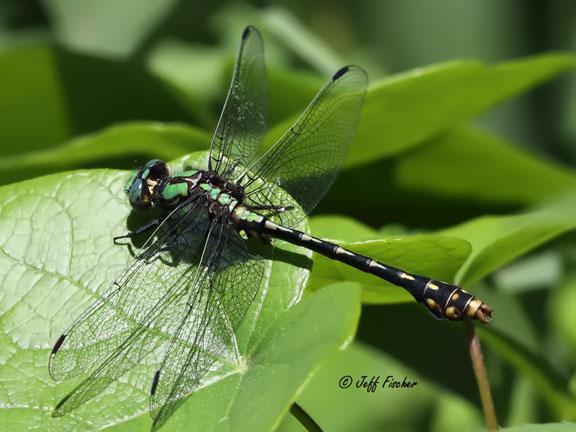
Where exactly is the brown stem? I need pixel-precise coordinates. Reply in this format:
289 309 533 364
465 321 498 431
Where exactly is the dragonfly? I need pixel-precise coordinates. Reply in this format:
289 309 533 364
49 25 492 427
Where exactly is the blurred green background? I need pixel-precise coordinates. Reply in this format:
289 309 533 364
2 1 576 431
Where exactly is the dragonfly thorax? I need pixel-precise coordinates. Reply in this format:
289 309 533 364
126 160 252 222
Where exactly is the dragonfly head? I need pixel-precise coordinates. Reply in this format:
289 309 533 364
125 159 169 211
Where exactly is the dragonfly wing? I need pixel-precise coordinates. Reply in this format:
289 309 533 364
50 200 210 415
243 65 367 218
209 26 267 178
53 308 179 416
150 221 265 427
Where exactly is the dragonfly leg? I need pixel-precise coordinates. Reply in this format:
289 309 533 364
245 204 294 214
114 218 160 244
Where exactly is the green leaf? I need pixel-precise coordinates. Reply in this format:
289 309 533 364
351 53 576 167
279 342 435 431
266 67 325 127
309 215 377 242
158 282 360 432
306 216 472 304
41 0 178 58
320 124 576 228
308 192 576 307
278 342 484 432
500 424 576 432
507 376 538 426
148 38 324 126
260 7 344 75
147 40 229 104
393 126 576 205
470 284 539 352
494 251 562 294
0 153 360 431
550 277 576 355
265 53 576 168
429 392 485 432
0 44 204 156
443 193 576 286
477 326 576 419
461 283 575 418
0 122 211 185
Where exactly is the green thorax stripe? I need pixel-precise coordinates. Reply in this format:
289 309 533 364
210 187 221 199
198 182 242 213
199 182 212 192
233 206 264 223
199 182 223 201
162 182 189 200
218 193 232 205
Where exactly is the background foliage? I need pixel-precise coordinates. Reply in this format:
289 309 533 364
1 1 576 431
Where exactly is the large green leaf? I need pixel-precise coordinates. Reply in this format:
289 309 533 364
147 40 229 106
393 126 576 205
320 124 576 228
278 342 484 432
0 44 208 156
351 53 576 167
0 122 211 185
444 193 576 286
307 191 576 307
41 0 178 58
500 424 576 432
265 53 576 168
156 282 360 432
0 154 361 431
478 326 576 419
148 41 325 125
260 7 344 75
550 277 576 355
306 217 472 304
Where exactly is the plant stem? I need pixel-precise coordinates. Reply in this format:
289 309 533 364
465 321 498 431
290 402 323 432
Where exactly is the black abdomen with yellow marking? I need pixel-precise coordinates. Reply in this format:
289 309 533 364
254 218 492 323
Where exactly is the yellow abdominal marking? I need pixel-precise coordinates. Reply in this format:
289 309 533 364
445 306 460 319
425 298 440 311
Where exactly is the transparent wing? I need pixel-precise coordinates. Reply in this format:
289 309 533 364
242 65 367 216
49 199 210 415
209 25 266 178
150 221 265 428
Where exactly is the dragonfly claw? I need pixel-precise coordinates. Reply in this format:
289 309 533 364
474 303 493 324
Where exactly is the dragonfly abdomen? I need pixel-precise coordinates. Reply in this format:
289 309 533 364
258 219 492 324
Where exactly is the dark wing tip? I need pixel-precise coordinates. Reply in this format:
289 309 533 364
52 408 64 418
332 66 350 80
151 369 161 396
52 394 71 418
51 333 67 355
242 26 253 40
332 65 368 84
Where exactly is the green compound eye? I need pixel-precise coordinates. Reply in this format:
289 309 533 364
127 178 151 211
144 159 164 169
125 171 138 193
143 159 169 180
